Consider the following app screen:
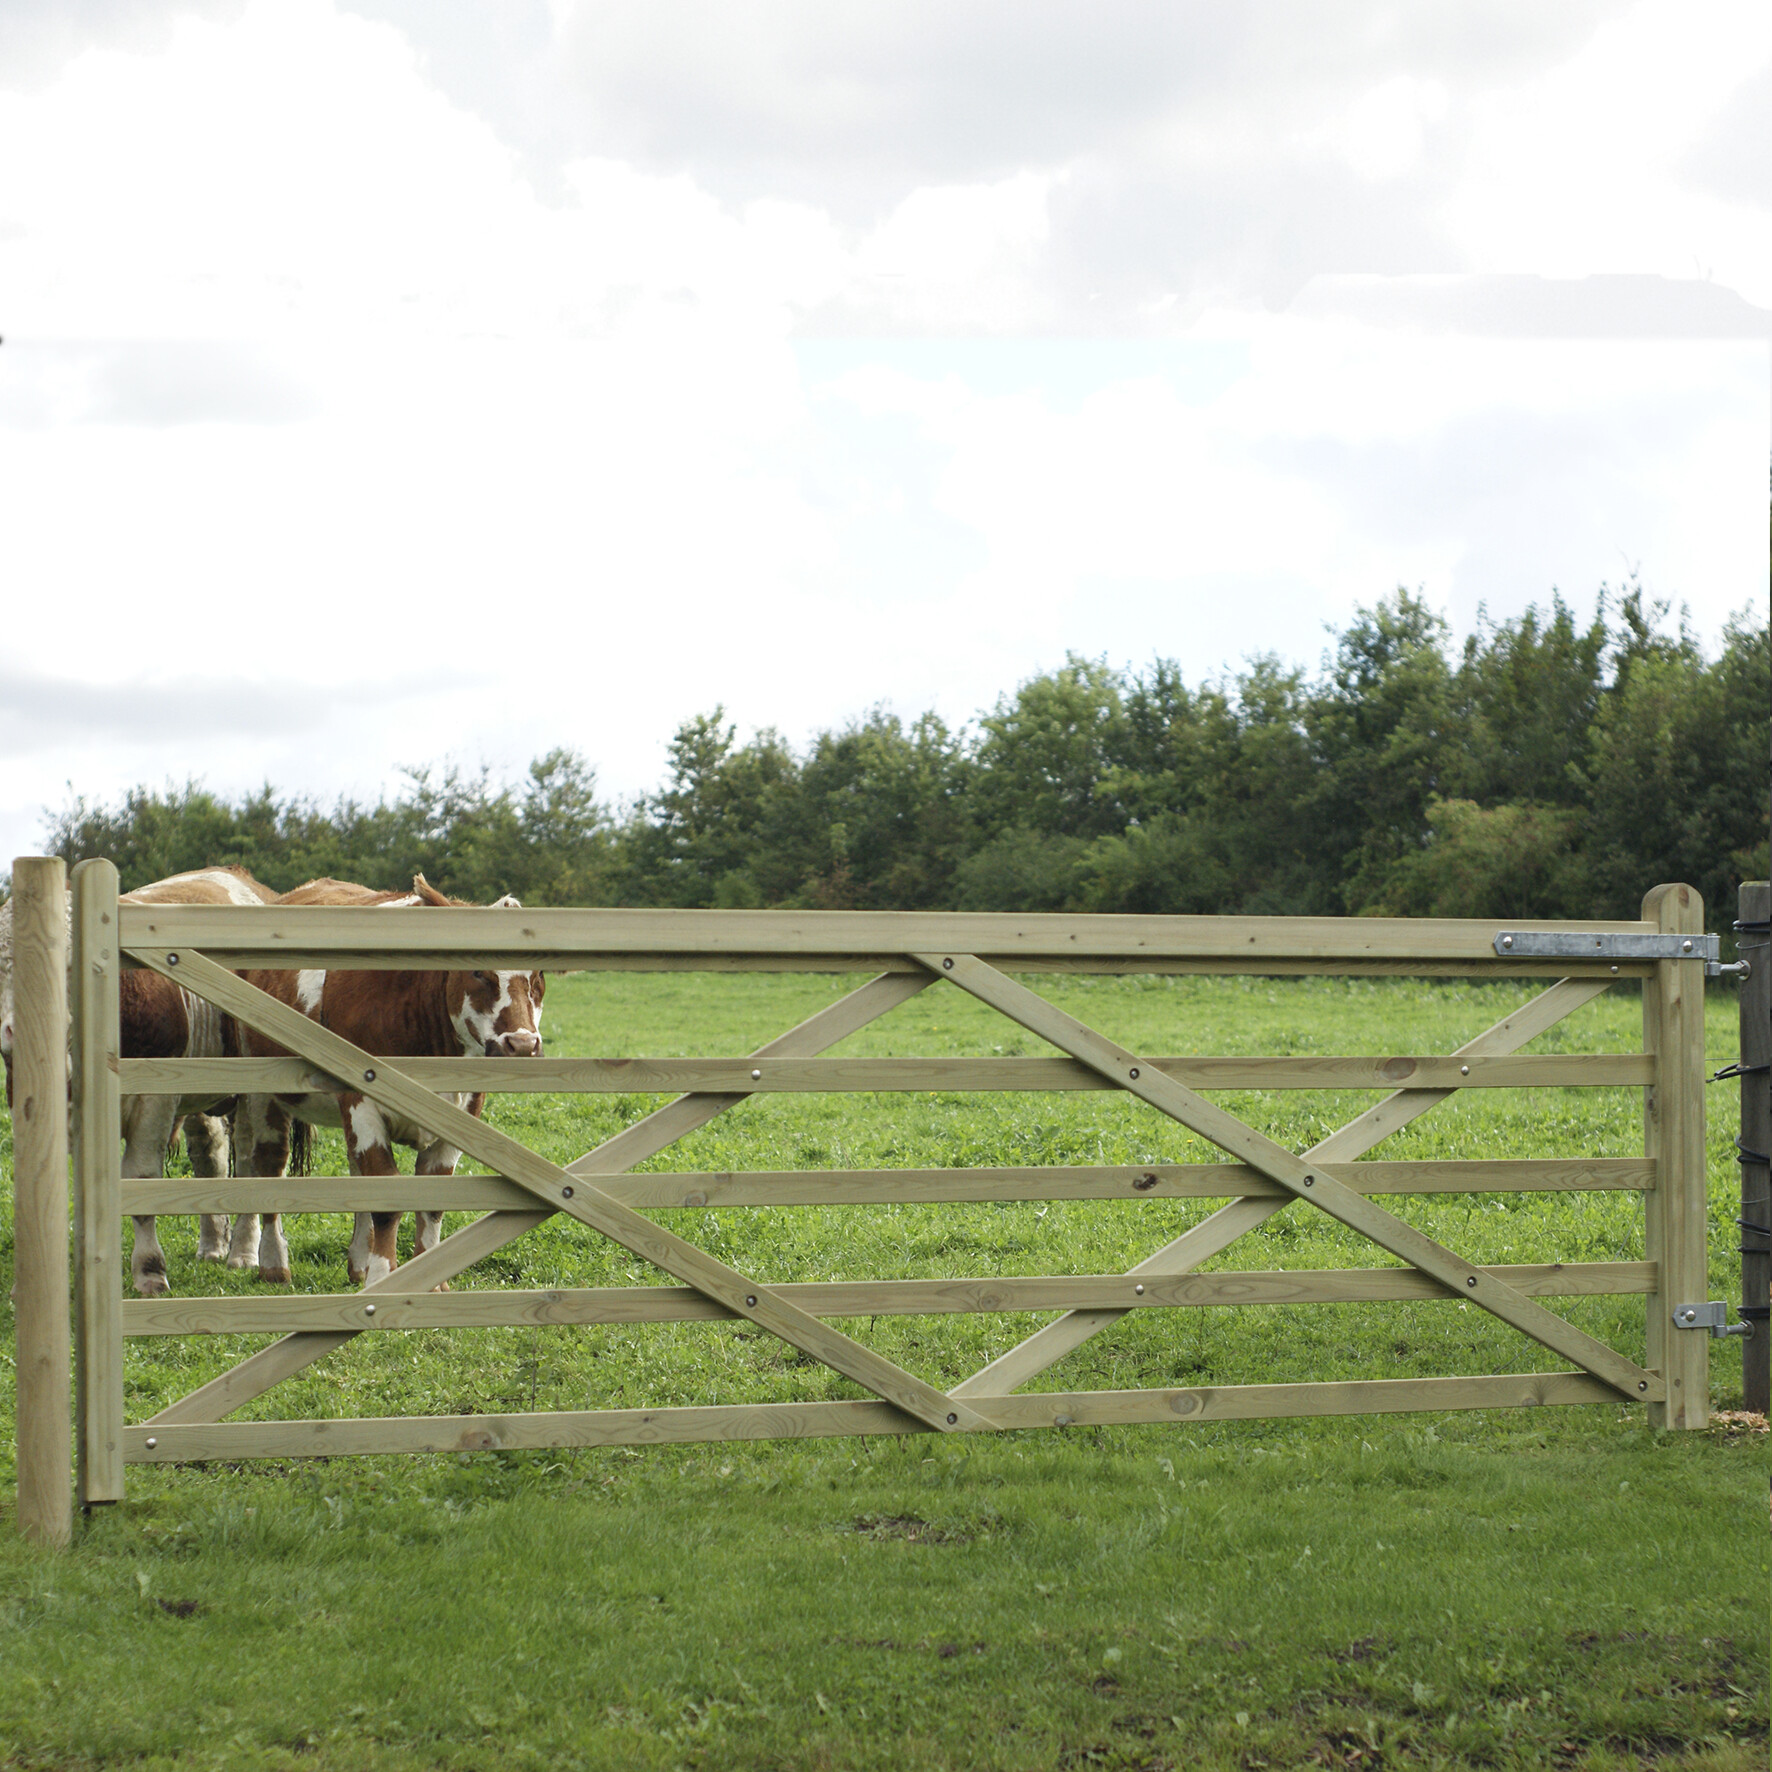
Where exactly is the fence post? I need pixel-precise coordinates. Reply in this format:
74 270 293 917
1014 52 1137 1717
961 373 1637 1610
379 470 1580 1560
12 857 71 1546
72 859 125 1504
1737 880 1770 1415
1641 882 1709 1430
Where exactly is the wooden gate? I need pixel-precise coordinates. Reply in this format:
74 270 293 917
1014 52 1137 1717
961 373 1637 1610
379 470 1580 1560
12 858 1713 1539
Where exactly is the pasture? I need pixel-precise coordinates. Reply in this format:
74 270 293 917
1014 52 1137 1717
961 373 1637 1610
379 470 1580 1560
2 970 1765 1770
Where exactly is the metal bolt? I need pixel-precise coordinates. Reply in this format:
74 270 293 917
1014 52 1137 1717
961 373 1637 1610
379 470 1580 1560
1303 1174 1314 1187
1466 1276 1478 1288
1501 935 1513 949
166 953 179 966
1460 1065 1470 1076
1611 965 1619 974
946 1413 958 1425
363 1069 375 1083
1128 1067 1140 1080
1134 1283 1145 1296
364 1303 376 1317
561 1185 573 1199
145 1437 158 1450
1679 1307 1695 1323
942 957 953 970
1681 939 1693 953
745 1294 757 1308
1638 1381 1648 1392
751 1069 762 1081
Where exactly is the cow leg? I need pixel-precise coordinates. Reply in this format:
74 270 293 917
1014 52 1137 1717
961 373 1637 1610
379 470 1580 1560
347 1213 374 1288
187 1113 234 1263
230 1096 293 1284
123 1097 181 1297
340 1093 401 1288
411 1122 467 1288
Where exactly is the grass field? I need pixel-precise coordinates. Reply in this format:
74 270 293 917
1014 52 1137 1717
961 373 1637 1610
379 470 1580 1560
1 969 1766 1770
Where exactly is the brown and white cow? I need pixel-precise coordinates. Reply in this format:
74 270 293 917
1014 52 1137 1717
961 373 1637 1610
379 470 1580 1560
0 866 280 1296
231 875 543 1287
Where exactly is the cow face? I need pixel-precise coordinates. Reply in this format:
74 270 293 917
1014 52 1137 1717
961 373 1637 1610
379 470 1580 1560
447 969 545 1058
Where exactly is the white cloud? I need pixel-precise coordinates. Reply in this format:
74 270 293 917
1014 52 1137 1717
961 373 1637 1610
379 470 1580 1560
0 0 1765 872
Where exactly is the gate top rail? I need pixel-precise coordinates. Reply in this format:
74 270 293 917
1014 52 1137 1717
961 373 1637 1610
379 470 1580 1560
117 904 1665 974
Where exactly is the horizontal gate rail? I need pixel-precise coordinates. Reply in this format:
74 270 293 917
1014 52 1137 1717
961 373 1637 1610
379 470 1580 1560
115 902 1662 976
123 1372 1621 1464
119 1156 1656 1216
122 1260 1656 1336
119 1051 1653 1093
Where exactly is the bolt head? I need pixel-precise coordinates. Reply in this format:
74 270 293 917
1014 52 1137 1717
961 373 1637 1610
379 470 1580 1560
145 1436 158 1449
1128 1067 1139 1080
363 1069 375 1083
561 1185 573 1199
745 1294 758 1308
751 1069 762 1080
364 1303 376 1316
946 1413 958 1425
942 957 954 970
1134 1284 1145 1296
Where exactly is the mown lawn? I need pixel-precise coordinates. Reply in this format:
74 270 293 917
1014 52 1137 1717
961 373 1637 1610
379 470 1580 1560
1 970 1766 1770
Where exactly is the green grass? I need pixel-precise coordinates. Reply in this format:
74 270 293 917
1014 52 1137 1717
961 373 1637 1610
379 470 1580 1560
1 972 1766 1770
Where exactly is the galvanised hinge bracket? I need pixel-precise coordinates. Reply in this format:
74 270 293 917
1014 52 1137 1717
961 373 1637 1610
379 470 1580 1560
1672 1301 1752 1339
1493 931 1746 979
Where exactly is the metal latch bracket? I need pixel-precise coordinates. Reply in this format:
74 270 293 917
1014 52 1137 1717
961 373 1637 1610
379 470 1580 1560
1672 1301 1752 1339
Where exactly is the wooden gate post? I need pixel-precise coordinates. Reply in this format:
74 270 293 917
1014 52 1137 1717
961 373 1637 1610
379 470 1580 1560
1736 880 1770 1415
72 859 124 1504
1642 882 1709 1430
12 857 71 1546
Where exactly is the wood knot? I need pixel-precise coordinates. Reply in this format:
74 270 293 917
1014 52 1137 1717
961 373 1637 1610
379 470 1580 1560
1380 1057 1417 1082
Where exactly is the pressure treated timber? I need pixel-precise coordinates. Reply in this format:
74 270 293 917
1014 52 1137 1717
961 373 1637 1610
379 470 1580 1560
1642 883 1709 1430
119 1156 1655 1216
129 949 990 1436
118 1051 1653 1095
122 1260 1657 1336
71 860 125 1506
122 950 1654 979
117 901 1657 970
12 858 72 1548
940 971 1661 1402
122 1371 1621 1462
142 971 935 1428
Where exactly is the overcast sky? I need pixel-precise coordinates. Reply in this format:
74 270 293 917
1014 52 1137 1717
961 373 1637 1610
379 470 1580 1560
2 0 1767 865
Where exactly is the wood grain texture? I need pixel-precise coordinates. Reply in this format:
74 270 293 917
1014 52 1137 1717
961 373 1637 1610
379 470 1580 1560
12 858 72 1547
71 860 124 1506
1642 884 1710 1430
118 1156 1654 1216
123 1371 1619 1462
117 902 1656 967
122 1260 1657 1336
142 972 933 1427
118 1050 1651 1095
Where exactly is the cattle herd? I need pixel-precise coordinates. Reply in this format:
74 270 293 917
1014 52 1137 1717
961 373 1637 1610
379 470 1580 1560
0 867 545 1297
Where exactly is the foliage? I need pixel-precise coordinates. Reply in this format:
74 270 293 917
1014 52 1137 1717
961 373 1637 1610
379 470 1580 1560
27 585 1769 929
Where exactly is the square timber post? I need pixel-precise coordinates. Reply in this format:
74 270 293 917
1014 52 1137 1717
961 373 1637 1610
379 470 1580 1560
1642 882 1709 1430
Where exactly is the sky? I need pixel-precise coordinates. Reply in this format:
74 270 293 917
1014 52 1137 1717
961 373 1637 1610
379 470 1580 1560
1 0 1768 863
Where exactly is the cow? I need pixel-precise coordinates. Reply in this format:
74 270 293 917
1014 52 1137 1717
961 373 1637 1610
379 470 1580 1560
0 866 280 1297
230 875 543 1288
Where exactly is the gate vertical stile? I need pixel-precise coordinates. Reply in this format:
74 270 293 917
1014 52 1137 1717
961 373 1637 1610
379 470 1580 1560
72 859 125 1505
12 857 72 1547
1642 883 1709 1430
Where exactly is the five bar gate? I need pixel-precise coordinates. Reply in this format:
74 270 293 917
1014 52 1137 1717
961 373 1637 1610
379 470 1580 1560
13 858 1719 1545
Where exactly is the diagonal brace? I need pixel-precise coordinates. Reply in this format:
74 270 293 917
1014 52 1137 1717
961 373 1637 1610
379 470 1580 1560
956 977 1616 1397
918 953 1658 1405
133 949 987 1434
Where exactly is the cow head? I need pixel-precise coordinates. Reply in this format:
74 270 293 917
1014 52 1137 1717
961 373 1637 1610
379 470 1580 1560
448 967 546 1057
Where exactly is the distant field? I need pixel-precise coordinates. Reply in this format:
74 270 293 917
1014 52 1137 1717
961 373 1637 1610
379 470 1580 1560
1 971 1764 1771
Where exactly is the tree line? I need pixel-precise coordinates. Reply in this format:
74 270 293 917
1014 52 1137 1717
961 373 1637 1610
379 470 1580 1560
33 586 1770 934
